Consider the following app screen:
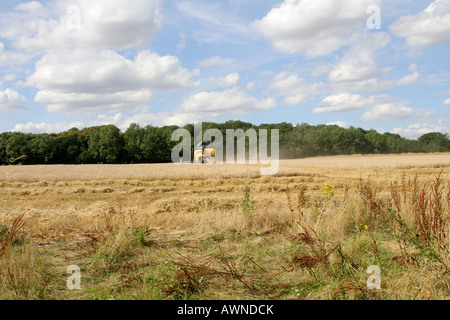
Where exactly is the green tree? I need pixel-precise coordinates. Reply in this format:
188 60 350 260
0 132 12 164
124 123 146 163
140 125 171 163
1 121 448 165
4 132 31 164
27 134 54 164
365 129 386 154
349 127 371 154
87 125 123 164
383 132 407 154
418 132 450 152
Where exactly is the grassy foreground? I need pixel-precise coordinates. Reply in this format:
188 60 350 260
0 154 449 300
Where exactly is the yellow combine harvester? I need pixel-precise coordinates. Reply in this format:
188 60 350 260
194 141 216 164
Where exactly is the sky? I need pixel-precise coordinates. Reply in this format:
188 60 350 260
0 0 449 138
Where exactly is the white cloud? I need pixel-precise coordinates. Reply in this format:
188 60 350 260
253 0 381 57
12 121 85 134
328 32 391 83
390 0 450 47
264 32 419 105
329 71 420 93
198 56 235 68
392 120 449 138
89 108 225 130
0 88 26 112
313 93 374 113
443 98 450 106
34 90 153 114
3 74 17 82
210 73 240 87
327 121 349 128
326 32 421 92
90 112 127 129
0 42 31 66
395 72 420 86
361 103 433 121
180 87 276 114
14 1 45 12
269 72 325 105
314 93 434 122
89 107 186 130
1 0 162 52
27 49 199 113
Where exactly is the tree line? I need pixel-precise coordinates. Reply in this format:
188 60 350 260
0 121 449 165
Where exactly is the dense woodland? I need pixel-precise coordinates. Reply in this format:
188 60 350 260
0 121 449 165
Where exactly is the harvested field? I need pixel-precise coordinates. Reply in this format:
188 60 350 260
0 153 449 300
1 153 449 181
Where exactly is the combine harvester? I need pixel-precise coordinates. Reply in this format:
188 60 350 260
193 141 216 164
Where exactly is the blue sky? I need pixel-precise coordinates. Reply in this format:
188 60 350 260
0 0 449 138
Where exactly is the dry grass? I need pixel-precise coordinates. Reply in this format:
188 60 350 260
1 153 449 182
0 153 449 300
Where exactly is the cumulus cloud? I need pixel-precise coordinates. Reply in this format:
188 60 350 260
1 0 162 52
0 88 26 112
328 32 391 83
264 31 418 105
12 121 84 134
0 42 31 66
314 93 433 122
180 87 276 114
329 71 420 93
91 108 203 130
89 107 241 130
14 1 47 13
2 74 17 83
395 72 420 86
269 72 325 105
392 119 449 138
34 90 153 114
313 93 375 113
330 72 420 92
361 103 433 121
84 88 275 133
12 109 197 133
443 98 450 106
27 49 199 113
210 73 240 87
253 0 381 57
89 112 130 130
326 32 421 92
390 0 450 47
327 121 349 128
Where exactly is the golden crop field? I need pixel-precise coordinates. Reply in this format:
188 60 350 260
0 153 449 300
